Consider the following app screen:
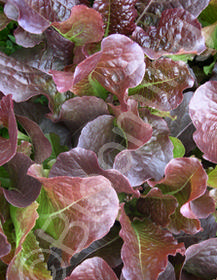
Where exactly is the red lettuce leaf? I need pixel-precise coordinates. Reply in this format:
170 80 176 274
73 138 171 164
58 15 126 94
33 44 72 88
52 5 104 46
114 110 173 186
3 153 41 207
119 204 185 280
133 9 206 59
59 96 109 131
49 147 139 196
111 99 152 150
12 28 74 73
51 69 75 93
0 95 17 166
0 52 57 102
0 222 11 258
4 0 85 34
136 0 210 27
93 0 137 35
175 215 217 249
16 115 52 163
14 26 44 48
72 34 145 105
158 261 175 280
149 157 213 234
64 257 118 280
136 187 178 227
184 238 217 279
28 165 119 264
6 202 52 279
129 58 194 111
189 81 217 164
77 115 122 169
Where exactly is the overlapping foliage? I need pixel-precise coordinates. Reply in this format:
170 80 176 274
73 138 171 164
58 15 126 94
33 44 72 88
0 0 217 279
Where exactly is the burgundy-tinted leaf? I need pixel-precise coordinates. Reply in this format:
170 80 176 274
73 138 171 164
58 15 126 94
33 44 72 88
92 34 145 104
137 187 178 227
51 69 75 93
136 0 210 27
52 5 104 46
129 58 194 111
149 158 212 234
14 26 44 48
114 110 173 186
16 115 52 163
13 28 74 73
73 34 145 105
184 238 217 279
158 261 175 280
186 190 215 220
165 91 196 154
65 257 118 280
4 0 83 34
0 52 57 102
0 95 17 166
0 223 11 258
59 96 109 132
119 205 185 280
189 81 217 164
133 9 206 59
77 115 123 169
49 147 139 196
111 99 152 149
3 153 41 207
28 165 119 263
93 0 137 35
175 215 217 249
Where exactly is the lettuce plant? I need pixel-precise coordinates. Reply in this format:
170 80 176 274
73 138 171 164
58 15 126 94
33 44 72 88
0 0 217 279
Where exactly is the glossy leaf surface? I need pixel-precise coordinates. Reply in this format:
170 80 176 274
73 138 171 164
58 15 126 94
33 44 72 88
49 147 139 196
72 34 145 105
52 5 104 46
189 81 217 163
4 0 83 34
129 58 194 111
133 9 206 59
114 110 173 186
0 52 57 102
93 0 137 35
65 257 118 280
